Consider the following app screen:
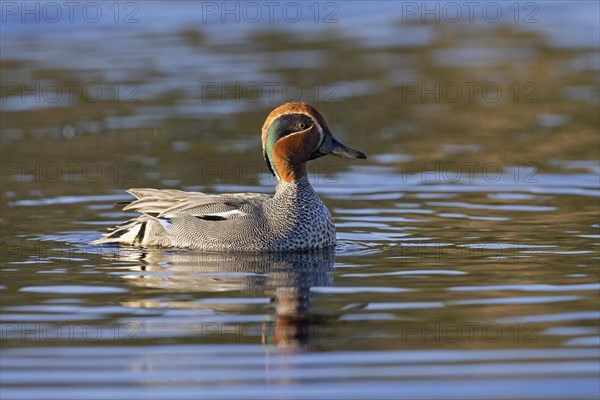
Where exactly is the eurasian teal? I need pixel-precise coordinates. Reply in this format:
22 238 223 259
92 102 366 251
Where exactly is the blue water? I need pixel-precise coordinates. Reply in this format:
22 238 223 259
1 1 599 399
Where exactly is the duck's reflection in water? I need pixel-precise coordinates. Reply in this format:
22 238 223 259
115 248 336 349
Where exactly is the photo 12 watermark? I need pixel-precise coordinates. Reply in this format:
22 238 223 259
400 82 540 104
398 321 539 343
0 161 342 185
200 81 340 103
400 162 539 184
1 81 140 105
0 240 135 264
400 1 540 24
0 321 340 345
198 1 339 23
1 322 139 343
397 242 542 264
1 162 140 184
1 1 140 24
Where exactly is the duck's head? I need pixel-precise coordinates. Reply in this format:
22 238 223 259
261 102 366 183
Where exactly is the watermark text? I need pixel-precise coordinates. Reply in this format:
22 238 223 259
1 1 140 23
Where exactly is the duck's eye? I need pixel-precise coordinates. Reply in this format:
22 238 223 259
298 123 307 130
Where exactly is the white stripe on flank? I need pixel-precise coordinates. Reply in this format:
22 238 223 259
203 209 245 219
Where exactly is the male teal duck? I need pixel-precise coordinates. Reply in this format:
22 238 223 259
92 102 366 251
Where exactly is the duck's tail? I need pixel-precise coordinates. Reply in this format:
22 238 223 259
91 215 168 246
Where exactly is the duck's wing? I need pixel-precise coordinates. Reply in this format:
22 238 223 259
123 188 270 220
92 188 271 246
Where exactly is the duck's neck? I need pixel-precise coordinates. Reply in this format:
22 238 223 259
274 176 315 199
272 159 307 183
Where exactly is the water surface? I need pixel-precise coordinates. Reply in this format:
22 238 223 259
1 2 599 399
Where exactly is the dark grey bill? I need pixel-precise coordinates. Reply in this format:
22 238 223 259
311 133 367 160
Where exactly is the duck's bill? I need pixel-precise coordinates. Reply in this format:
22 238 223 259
312 134 367 160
